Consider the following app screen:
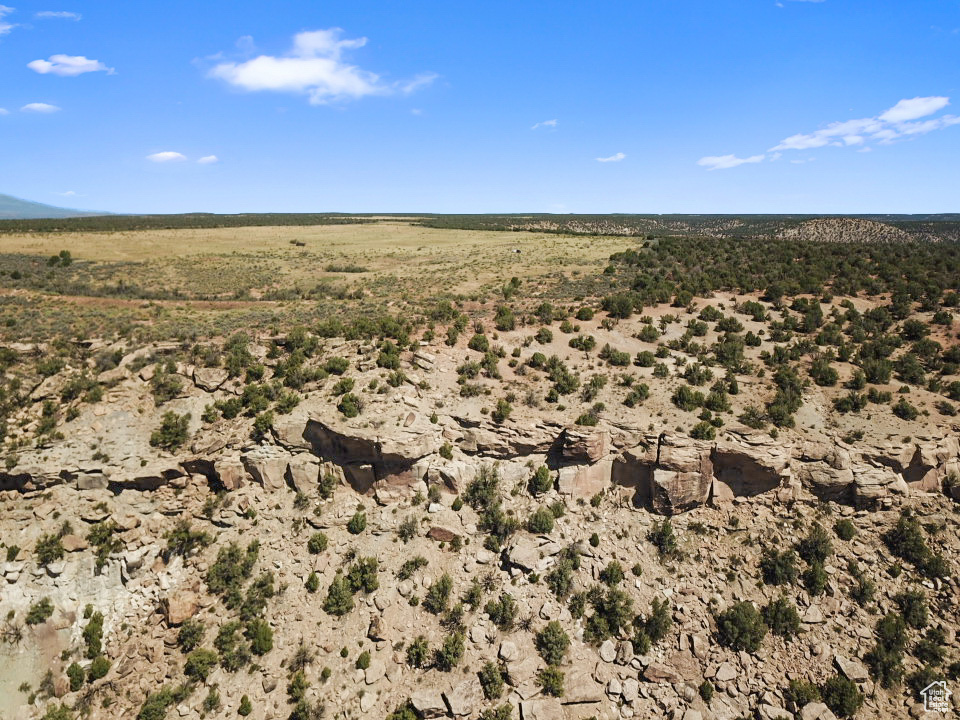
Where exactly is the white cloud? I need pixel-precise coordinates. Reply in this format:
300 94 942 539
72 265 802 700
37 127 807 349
28 54 114 76
35 10 81 20
208 28 436 105
21 102 61 113
596 152 626 163
0 4 15 36
531 119 558 130
59 190 77 196
147 151 187 163
0 108 8 115
712 95 960 168
697 154 765 170
197 155 219 164
879 96 949 123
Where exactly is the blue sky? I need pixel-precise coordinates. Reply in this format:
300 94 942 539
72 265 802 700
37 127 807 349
1 0 958 214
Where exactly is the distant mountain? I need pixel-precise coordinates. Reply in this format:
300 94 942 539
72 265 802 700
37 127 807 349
0 193 106 219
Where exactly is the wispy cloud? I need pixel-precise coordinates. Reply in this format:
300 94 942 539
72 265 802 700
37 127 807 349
147 151 187 163
197 155 219 165
697 154 765 171
769 96 957 152
28 54 114 76
0 4 16 36
531 119 558 130
35 10 81 20
208 28 437 105
596 152 626 163
21 102 61 113
698 95 959 170
0 108 9 115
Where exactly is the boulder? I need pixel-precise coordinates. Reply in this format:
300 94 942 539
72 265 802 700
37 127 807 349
303 417 439 467
242 452 290 491
193 367 228 391
643 662 682 683
411 689 447 718
443 676 484 716
562 427 609 463
833 654 869 683
800 703 838 720
851 462 907 509
562 669 604 704
61 534 88 552
520 698 564 720
427 526 459 543
557 460 613 499
285 455 320 495
712 437 789 497
215 458 246 491
797 463 854 503
163 591 199 625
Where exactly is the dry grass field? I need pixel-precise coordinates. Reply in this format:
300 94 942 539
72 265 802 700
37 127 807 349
0 221 636 342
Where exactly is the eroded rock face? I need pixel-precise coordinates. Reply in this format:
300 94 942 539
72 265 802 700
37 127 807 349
711 437 789 498
562 427 609 464
797 463 854 503
557 459 613 499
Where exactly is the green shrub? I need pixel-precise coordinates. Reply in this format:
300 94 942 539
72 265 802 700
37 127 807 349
177 619 205 652
527 506 555 534
864 612 907 688
785 679 821 709
485 593 518 630
26 597 54 625
760 548 798 586
184 648 219 681
698 681 714 703
406 636 430 668
715 601 767 652
82 611 104 658
883 509 950 579
468 334 490 352
214 622 251 672
164 519 211 559
529 465 552 495
478 661 505 699
337 392 362 417
820 674 864 718
346 556 379 593
323 574 354 616
87 655 110 681
347 511 367 534
41 705 74 720
535 621 570 665
424 573 453 615
538 665 564 696
305 571 319 593
648 519 678 560
66 662 84 691
136 683 192 720
434 631 465 671
834 519 856 541
599 561 625 587
762 596 800 638
803 562 828 596
245 619 273 655
307 532 328 554
491 398 512 423
35 533 64 566
584 587 633 643
894 590 928 629
355 650 370 670
797 523 833 564
149 411 190 451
